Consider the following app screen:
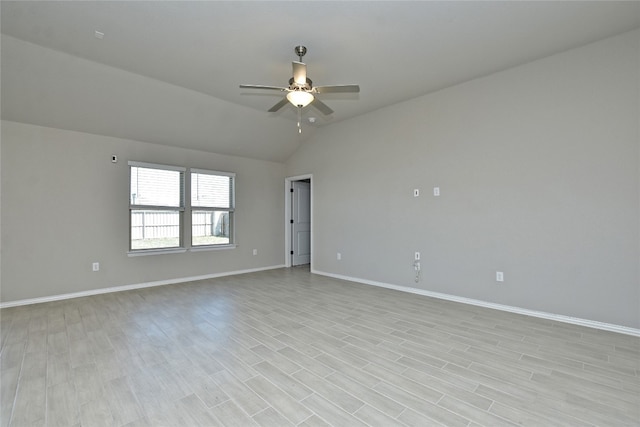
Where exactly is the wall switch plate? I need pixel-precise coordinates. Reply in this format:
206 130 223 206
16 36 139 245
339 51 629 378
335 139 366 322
414 252 420 260
252 249 258 256
433 187 440 196
92 262 100 272
413 189 420 197
496 271 504 282
337 252 342 261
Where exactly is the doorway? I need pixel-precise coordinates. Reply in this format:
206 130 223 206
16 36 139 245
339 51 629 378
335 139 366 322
285 175 312 268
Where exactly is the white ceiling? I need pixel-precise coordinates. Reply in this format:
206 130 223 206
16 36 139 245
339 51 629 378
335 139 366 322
2 1 639 162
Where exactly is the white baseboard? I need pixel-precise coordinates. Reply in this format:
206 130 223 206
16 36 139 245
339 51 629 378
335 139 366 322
0 265 286 309
312 269 640 338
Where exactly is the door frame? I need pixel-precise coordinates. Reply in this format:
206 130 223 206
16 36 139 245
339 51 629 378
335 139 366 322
285 174 313 268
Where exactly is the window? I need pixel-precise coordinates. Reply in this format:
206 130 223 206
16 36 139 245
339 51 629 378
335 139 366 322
129 162 235 253
129 162 185 251
191 169 235 247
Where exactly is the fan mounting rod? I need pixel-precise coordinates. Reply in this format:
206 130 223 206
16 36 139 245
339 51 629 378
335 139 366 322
294 45 307 62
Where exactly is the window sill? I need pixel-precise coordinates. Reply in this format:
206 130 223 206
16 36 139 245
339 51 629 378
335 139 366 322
190 244 237 252
128 248 187 257
127 245 237 257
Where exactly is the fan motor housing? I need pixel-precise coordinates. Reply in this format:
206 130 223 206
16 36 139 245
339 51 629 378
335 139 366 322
289 77 312 91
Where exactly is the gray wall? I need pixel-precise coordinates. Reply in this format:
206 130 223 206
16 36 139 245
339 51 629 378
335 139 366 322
1 121 286 302
286 30 640 328
1 29 638 330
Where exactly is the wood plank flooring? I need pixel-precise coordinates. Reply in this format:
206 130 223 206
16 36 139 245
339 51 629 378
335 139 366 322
1 267 639 426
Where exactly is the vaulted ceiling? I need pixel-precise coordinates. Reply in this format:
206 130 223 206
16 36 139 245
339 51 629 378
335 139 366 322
2 1 639 162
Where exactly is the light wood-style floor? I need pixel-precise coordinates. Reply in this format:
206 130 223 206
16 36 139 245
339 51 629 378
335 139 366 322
1 267 639 426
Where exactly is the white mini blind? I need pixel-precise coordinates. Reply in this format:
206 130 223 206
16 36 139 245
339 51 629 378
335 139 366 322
191 171 234 209
130 165 184 207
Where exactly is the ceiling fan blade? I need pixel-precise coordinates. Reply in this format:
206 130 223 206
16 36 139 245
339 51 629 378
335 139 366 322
268 97 289 112
292 61 307 85
239 84 287 91
310 98 334 115
314 84 360 94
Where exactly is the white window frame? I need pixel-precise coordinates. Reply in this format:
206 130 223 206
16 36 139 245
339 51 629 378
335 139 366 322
190 168 236 249
129 161 186 255
128 162 236 256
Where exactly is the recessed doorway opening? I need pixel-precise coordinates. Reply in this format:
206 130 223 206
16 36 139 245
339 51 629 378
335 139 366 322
285 174 312 268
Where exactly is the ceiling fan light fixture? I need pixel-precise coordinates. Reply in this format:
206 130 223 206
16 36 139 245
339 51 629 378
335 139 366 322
240 46 359 119
286 91 314 108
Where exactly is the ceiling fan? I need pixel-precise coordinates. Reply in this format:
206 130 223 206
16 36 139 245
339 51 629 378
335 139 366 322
240 46 360 132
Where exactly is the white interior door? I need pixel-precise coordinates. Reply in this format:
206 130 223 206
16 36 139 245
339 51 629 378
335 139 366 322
292 180 311 266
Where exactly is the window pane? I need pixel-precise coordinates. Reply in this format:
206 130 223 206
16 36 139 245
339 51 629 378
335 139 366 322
192 210 230 246
191 173 232 208
131 167 182 207
131 210 180 250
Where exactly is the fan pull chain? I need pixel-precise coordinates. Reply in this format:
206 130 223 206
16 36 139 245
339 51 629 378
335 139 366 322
297 107 302 134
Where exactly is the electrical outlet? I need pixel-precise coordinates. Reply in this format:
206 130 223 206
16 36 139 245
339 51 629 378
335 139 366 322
252 249 258 256
433 187 440 196
496 271 504 282
337 252 342 261
92 262 100 272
